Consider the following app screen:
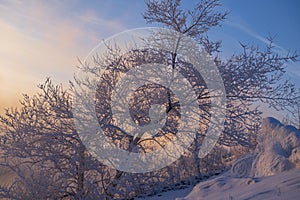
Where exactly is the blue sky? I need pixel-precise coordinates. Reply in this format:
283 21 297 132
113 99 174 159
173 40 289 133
0 0 299 117
217 0 300 79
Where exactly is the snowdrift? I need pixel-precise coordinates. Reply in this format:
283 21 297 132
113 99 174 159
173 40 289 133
179 117 300 200
232 117 300 177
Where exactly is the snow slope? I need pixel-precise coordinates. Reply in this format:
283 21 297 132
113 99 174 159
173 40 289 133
179 169 300 200
138 117 300 200
181 117 300 200
137 170 300 200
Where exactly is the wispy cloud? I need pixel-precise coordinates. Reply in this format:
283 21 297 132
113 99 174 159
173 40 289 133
0 0 127 111
224 20 300 86
80 10 125 32
225 20 289 55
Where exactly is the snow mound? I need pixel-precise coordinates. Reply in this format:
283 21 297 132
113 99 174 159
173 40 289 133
178 117 300 200
179 169 300 200
231 117 300 178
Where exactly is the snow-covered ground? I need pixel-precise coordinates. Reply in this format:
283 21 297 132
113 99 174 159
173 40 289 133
180 169 300 200
137 169 300 200
137 117 300 200
136 185 194 200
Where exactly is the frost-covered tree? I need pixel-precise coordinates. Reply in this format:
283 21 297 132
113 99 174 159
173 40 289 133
73 0 299 185
143 0 299 147
0 79 114 199
143 0 299 178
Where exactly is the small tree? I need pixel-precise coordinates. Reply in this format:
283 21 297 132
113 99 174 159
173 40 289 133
283 99 300 129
